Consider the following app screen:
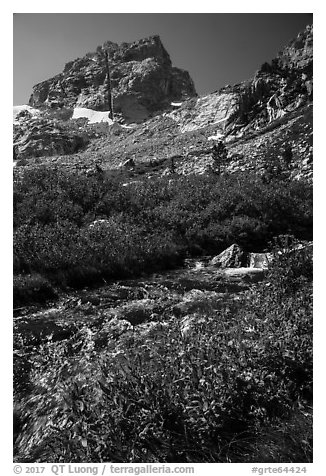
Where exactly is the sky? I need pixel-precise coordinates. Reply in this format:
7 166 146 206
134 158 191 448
13 13 312 105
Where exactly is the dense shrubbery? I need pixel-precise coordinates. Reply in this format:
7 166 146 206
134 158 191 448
13 164 313 461
13 273 57 307
13 166 312 302
14 246 312 462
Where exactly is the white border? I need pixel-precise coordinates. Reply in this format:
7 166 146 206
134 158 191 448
3 3 324 474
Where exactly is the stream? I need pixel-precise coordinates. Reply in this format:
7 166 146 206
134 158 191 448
14 257 266 348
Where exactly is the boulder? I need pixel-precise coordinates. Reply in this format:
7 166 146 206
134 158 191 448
249 252 272 269
210 244 248 268
13 116 89 160
115 299 156 326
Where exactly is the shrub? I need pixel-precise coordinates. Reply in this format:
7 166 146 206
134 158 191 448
14 248 312 462
13 167 312 291
13 273 57 307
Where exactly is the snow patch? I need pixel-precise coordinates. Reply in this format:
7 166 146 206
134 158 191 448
72 107 114 124
212 117 229 125
208 131 224 141
13 105 39 122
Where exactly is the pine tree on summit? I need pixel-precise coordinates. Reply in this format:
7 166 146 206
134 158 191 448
96 47 114 120
103 50 114 121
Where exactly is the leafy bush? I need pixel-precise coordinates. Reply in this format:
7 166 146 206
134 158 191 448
13 167 312 293
13 273 57 307
14 248 312 462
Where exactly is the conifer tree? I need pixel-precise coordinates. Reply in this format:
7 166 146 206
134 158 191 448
212 140 228 174
104 50 114 121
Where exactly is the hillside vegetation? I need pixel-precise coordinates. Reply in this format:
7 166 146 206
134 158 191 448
14 244 312 463
13 25 313 464
14 166 312 305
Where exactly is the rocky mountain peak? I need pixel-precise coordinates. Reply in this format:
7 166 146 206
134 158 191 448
29 35 196 123
276 24 313 72
110 35 172 65
15 24 312 178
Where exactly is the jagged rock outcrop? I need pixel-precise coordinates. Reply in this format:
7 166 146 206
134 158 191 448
224 25 312 136
168 92 239 133
13 113 89 161
168 25 313 138
210 244 248 268
210 244 272 270
14 25 312 170
29 35 197 123
276 24 313 72
226 103 313 181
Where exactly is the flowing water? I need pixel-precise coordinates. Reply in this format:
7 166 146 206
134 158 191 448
14 258 266 348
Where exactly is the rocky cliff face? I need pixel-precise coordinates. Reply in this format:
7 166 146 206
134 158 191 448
29 35 197 123
15 25 312 171
168 25 313 138
276 24 313 72
13 110 89 161
233 24 313 131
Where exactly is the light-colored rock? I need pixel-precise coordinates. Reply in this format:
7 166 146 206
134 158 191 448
249 252 273 269
210 244 248 268
13 116 89 160
168 92 239 133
